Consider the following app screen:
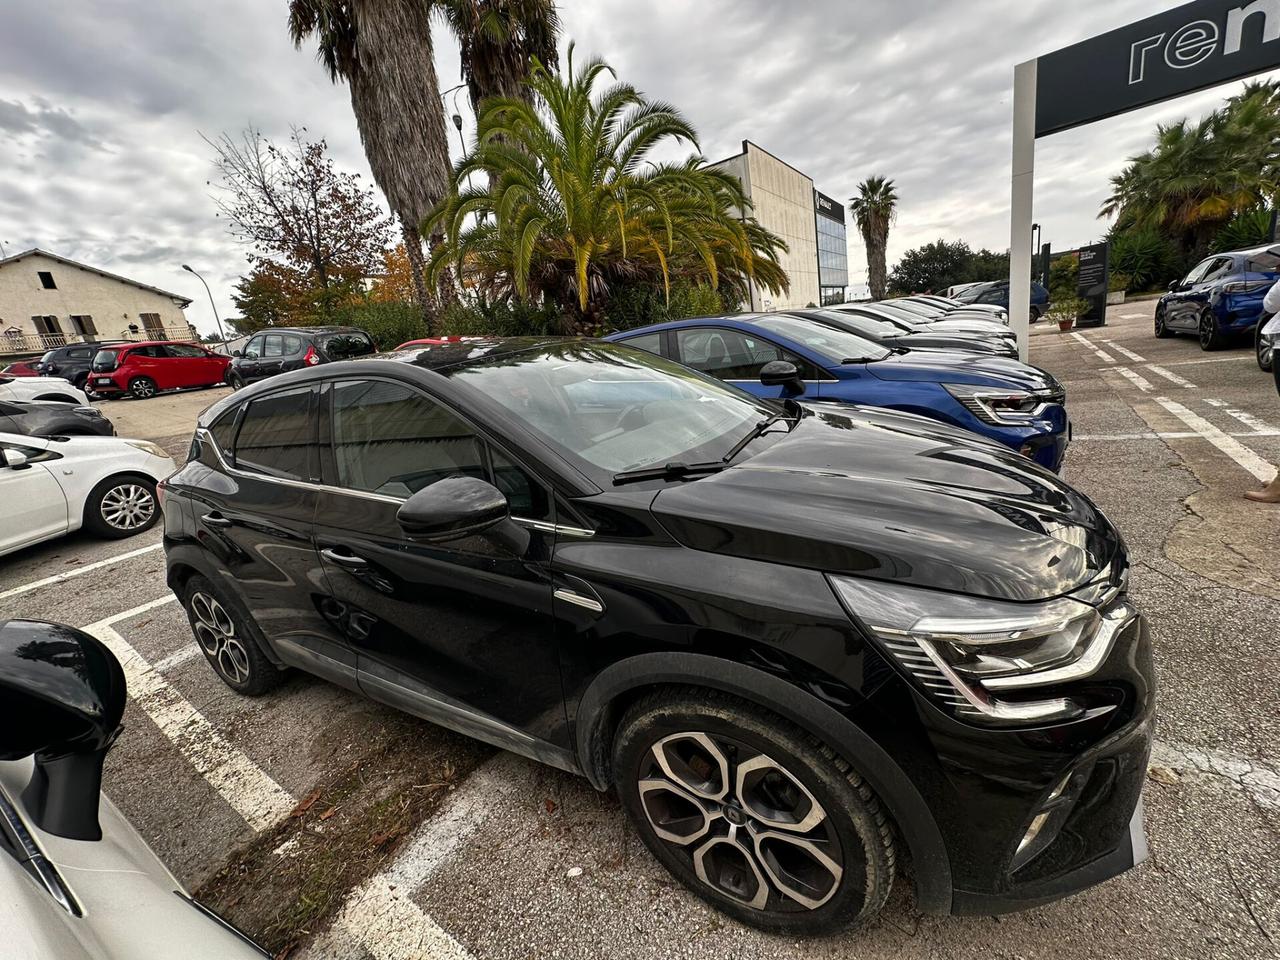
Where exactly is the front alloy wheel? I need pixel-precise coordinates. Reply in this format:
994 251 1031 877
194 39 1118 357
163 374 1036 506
100 483 155 531
614 692 895 933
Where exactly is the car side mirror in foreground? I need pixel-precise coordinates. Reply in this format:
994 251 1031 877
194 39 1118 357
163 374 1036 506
0 621 127 840
759 360 804 395
398 476 511 542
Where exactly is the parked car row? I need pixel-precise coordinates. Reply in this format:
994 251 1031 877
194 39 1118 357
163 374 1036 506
2 307 1150 946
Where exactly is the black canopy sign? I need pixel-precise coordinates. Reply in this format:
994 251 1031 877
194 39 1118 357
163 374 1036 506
1036 0 1280 137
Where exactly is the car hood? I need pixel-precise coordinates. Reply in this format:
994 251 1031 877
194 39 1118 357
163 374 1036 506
649 405 1115 602
863 350 1059 391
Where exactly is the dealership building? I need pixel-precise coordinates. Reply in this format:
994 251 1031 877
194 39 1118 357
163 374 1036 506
710 140 849 311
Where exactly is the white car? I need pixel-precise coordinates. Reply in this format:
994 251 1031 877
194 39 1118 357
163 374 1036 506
0 432 176 556
0 375 89 405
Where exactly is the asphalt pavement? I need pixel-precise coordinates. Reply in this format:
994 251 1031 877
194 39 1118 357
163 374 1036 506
1 307 1276 960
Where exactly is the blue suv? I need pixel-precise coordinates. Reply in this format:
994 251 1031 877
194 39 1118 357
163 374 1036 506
606 313 1070 470
1155 244 1280 350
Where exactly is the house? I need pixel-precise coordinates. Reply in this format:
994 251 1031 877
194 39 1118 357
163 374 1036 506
0 248 195 356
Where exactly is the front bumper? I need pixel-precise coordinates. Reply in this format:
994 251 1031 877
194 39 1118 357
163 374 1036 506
865 599 1155 915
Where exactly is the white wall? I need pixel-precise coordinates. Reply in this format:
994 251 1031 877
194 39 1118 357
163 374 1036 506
0 252 190 341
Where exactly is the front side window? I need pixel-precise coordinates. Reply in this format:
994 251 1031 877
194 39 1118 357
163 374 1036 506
168 344 205 358
244 337 264 359
234 387 314 480
675 328 799 380
329 380 485 498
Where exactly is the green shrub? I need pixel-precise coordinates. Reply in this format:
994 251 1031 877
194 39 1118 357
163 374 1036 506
1210 208 1274 253
1109 272 1131 293
1109 228 1179 291
329 300 427 350
436 299 566 337
603 281 725 331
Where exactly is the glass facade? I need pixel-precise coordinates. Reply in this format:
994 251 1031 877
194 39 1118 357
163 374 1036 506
815 191 848 305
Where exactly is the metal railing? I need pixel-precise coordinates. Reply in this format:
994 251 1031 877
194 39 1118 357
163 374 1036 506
0 325 199 356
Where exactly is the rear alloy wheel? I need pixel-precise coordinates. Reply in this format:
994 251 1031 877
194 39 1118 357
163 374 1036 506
1257 322 1274 373
182 575 283 696
613 691 895 934
83 476 158 539
1199 308 1226 351
129 376 157 399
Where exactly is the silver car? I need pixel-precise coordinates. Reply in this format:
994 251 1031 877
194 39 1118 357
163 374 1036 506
0 620 266 959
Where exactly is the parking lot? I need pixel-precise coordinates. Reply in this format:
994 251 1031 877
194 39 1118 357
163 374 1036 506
3 302 1278 960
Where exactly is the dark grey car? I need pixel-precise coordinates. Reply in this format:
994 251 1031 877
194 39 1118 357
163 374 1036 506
0 400 113 437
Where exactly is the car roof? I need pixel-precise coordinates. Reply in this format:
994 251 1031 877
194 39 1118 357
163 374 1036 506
252 325 369 336
97 339 202 350
1219 243 1280 258
383 336 580 370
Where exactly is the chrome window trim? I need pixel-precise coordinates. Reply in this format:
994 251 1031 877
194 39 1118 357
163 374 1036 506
724 378 841 386
196 428 596 537
0 786 81 917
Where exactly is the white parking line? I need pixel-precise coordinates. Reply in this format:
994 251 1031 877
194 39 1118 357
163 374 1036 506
1224 406 1278 435
153 643 203 674
1165 356 1255 367
1076 430 1280 441
1145 364 1196 388
1205 398 1228 407
1069 331 1115 363
83 597 296 832
1104 341 1147 363
0 541 163 601
304 756 525 960
1114 367 1155 392
1153 397 1278 483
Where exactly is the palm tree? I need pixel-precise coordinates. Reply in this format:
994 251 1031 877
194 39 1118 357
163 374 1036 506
288 0 454 326
1100 81 1280 258
426 48 788 331
433 0 560 113
850 176 898 300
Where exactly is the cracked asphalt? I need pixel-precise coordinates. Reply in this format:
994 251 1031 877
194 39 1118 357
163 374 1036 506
1 304 1277 959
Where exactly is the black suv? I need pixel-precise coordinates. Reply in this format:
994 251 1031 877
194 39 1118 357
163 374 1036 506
163 339 1154 934
227 326 376 388
35 342 127 394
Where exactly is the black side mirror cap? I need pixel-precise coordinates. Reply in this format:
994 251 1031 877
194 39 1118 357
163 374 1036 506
759 360 804 394
0 620 126 840
232 350 242 358
397 476 510 542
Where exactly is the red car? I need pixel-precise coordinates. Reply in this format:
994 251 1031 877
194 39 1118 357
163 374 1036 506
0 360 40 377
90 341 231 400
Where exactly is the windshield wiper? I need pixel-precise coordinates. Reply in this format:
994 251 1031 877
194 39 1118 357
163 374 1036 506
720 412 795 464
612 460 728 486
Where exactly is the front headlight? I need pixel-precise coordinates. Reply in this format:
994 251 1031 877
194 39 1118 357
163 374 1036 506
124 439 169 459
829 575 1136 724
944 383 1052 425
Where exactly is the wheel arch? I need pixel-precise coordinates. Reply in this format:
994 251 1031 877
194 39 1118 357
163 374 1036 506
573 651 954 915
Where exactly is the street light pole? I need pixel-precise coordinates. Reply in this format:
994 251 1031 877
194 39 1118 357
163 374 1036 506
181 264 228 348
441 83 467 153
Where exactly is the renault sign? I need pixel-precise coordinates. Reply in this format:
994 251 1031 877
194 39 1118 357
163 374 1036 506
1037 0 1280 137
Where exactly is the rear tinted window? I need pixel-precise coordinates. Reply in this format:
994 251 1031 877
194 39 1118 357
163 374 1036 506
1246 251 1280 273
320 332 375 360
92 349 122 369
233 387 314 480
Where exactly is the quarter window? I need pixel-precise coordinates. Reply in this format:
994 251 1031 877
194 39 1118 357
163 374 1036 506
620 332 664 357
234 387 314 480
329 380 485 498
283 335 303 355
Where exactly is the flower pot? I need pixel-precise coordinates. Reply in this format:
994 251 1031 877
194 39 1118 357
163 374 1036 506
1058 318 1075 332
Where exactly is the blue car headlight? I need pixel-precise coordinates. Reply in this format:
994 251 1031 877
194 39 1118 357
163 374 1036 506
943 383 1060 426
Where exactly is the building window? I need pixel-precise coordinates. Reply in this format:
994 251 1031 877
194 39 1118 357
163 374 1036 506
70 315 97 338
31 315 62 336
37 271 56 290
139 312 164 334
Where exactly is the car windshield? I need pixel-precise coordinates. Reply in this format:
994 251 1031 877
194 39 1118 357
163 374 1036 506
445 341 774 475
39 352 55 365
805 310 895 340
886 299 944 318
321 332 375 359
751 315 891 363
954 284 993 303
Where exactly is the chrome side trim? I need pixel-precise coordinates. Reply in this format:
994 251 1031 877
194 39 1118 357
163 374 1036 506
554 588 604 613
515 518 595 539
0 786 81 917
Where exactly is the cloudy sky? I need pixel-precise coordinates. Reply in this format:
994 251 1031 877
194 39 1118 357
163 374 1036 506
0 0 1273 335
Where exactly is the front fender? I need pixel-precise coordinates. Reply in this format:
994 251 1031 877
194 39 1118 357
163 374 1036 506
573 650 954 915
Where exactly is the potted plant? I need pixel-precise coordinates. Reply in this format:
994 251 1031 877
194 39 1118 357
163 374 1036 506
1045 297 1088 333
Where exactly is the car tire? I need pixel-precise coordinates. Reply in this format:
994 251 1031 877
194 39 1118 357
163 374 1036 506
128 376 158 400
82 474 160 539
1198 308 1226 351
1029 305 1042 323
1154 308 1174 339
612 688 895 935
227 372 245 391
1257 321 1274 373
181 574 284 696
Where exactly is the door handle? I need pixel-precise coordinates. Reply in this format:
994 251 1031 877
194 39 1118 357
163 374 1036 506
553 588 604 614
321 547 370 569
202 512 232 528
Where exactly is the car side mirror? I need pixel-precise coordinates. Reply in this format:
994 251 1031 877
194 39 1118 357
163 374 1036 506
4 449 30 470
759 360 804 395
232 350 243 358
397 476 511 542
0 621 127 840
